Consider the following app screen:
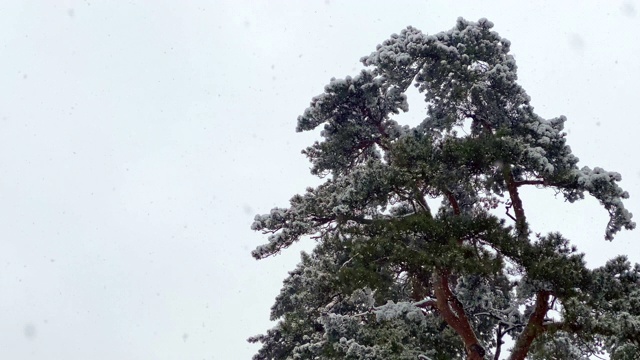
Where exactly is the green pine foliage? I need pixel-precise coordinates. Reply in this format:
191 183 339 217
249 18 637 359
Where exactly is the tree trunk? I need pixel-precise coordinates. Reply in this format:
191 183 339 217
433 270 485 359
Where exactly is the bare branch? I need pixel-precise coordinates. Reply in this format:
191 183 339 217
494 325 503 360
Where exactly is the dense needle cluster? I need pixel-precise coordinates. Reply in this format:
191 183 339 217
249 18 637 359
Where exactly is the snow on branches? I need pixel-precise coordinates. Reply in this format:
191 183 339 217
250 17 637 360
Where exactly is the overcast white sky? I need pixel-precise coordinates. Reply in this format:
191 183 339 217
0 1 638 359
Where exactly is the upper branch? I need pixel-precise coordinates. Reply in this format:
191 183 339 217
514 179 547 187
503 166 528 236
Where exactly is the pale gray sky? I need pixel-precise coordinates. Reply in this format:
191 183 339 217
0 1 638 359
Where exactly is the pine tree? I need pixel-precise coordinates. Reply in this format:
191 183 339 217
249 18 637 360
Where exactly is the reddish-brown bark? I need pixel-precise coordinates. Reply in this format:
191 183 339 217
433 270 485 359
437 191 486 359
509 291 551 360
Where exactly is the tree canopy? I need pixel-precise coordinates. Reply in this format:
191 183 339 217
249 18 637 360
